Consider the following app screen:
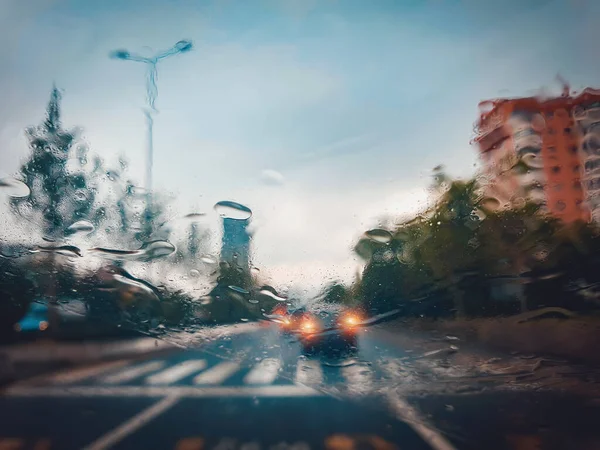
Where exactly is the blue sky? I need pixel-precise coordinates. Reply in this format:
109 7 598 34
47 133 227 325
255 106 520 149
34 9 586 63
1 0 599 288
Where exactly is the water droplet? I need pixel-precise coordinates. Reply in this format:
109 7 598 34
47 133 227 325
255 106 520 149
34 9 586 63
90 240 175 261
200 255 217 265
199 296 212 305
74 189 88 202
229 285 249 295
189 269 200 277
240 318 249 322
142 240 176 260
365 229 392 244
258 289 287 302
248 298 259 304
36 245 82 257
0 178 30 198
251 266 260 274
65 220 94 236
214 200 252 220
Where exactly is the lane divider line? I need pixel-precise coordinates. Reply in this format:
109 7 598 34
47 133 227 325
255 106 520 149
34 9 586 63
82 395 180 450
385 391 458 450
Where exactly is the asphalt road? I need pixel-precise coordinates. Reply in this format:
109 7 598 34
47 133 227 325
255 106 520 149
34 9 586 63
1 323 599 450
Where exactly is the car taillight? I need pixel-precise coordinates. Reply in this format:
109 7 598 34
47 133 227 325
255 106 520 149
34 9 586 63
340 312 362 328
300 318 317 333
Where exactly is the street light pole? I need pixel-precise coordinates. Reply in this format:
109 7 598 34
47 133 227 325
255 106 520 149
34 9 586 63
109 40 193 238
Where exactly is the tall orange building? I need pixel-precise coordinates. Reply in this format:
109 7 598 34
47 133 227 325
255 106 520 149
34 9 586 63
474 86 600 223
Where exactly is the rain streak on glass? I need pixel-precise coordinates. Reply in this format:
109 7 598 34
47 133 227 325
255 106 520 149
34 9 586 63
214 200 253 220
89 240 176 261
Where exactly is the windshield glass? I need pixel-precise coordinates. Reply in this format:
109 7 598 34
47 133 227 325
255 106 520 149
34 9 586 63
2 2 600 449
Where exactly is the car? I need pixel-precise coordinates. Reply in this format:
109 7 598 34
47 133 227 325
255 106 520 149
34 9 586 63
294 306 364 355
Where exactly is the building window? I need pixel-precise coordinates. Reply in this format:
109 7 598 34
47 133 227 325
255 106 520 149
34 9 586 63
574 165 582 173
584 160 600 172
547 146 556 153
551 166 561 174
573 182 582 190
556 201 567 211
570 146 578 154
564 127 572 134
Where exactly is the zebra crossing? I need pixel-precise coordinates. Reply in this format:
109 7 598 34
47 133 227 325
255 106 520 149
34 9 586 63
20 355 397 392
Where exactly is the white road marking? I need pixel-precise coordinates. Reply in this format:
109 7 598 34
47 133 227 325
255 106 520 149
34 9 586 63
341 364 375 395
193 361 240 385
145 360 207 385
82 395 180 450
385 391 458 450
4 385 320 398
16 360 132 386
101 361 165 384
243 358 281 385
294 359 323 385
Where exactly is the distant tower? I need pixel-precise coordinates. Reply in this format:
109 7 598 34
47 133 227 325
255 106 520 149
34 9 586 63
220 218 250 270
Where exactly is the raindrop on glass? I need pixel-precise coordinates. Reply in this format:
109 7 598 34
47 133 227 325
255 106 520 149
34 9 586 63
65 220 95 236
0 178 30 198
229 285 250 295
200 255 217 265
258 289 287 302
364 229 392 244
214 200 252 220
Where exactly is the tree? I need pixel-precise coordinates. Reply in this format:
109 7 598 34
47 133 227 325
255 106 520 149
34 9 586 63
11 86 99 239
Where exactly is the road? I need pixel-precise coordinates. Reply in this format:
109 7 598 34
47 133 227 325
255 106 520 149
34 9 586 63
1 322 600 450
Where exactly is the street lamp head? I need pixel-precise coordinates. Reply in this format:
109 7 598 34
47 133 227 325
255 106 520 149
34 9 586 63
110 49 131 60
175 40 193 53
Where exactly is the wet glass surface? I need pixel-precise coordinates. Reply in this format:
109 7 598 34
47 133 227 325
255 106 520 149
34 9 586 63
2 1 600 449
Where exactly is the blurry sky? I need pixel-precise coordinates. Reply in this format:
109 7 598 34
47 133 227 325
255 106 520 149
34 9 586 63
1 0 599 289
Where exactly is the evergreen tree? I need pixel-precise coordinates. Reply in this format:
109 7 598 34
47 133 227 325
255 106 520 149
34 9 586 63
11 86 97 238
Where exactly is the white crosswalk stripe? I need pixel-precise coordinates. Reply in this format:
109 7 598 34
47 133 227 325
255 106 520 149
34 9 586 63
145 360 207 385
243 358 281 385
193 361 240 385
46 360 132 384
294 359 323 385
101 361 166 384
341 363 375 395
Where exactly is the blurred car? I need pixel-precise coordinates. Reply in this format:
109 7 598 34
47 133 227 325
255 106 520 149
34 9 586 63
14 301 49 333
294 306 364 354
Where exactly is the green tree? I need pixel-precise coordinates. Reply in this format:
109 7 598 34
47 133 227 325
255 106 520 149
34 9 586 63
11 86 98 238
